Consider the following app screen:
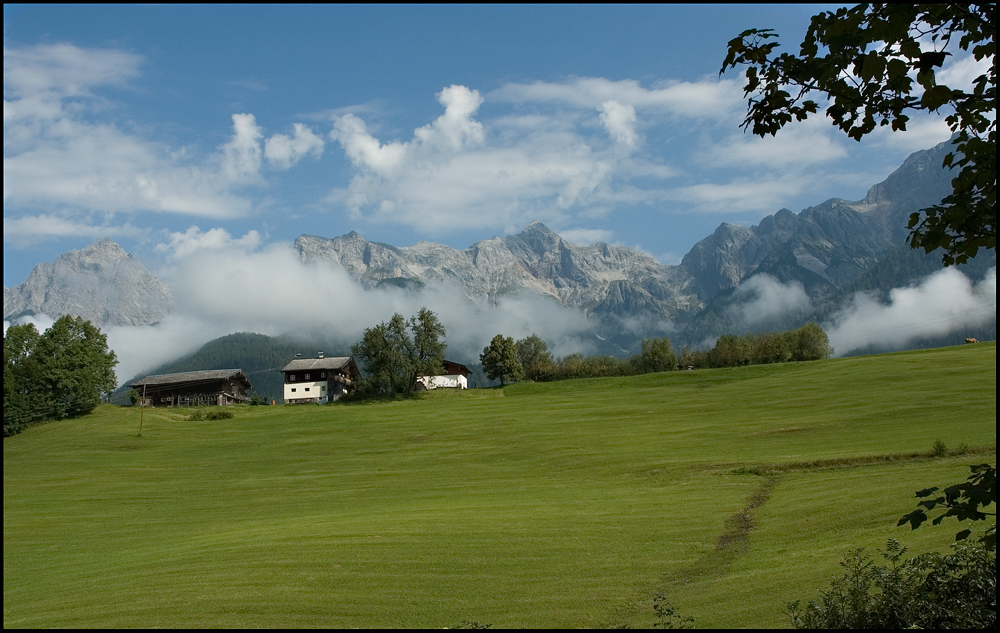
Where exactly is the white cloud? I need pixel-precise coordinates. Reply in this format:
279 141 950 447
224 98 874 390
3 114 254 219
668 174 810 214
331 113 409 176
558 228 615 246
4 313 56 336
220 113 263 183
413 85 486 151
264 123 325 169
937 51 994 94
328 84 681 234
2 213 147 244
490 76 745 120
155 226 262 260
824 267 996 355
2 43 141 102
598 100 638 148
727 274 812 327
704 115 848 168
2 43 327 244
867 113 954 153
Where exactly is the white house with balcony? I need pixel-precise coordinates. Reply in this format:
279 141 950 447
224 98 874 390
281 354 360 404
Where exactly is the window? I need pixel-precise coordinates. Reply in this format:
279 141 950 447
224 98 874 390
291 388 297 393
321 372 326 378
305 387 310 392
289 374 296 382
305 373 311 380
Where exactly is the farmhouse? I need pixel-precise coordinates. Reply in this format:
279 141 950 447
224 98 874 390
131 369 252 407
417 359 470 390
282 354 360 403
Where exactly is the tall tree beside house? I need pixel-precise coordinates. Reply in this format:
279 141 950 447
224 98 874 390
351 308 446 397
408 308 447 394
721 3 995 265
4 316 118 436
480 334 523 387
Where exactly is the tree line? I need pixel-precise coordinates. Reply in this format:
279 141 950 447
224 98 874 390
479 322 833 385
4 316 118 437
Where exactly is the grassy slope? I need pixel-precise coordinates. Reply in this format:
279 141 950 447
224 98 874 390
4 343 996 628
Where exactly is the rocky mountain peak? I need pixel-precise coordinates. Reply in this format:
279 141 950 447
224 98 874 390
4 239 171 328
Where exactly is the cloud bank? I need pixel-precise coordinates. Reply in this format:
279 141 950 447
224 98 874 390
824 267 996 355
726 274 812 327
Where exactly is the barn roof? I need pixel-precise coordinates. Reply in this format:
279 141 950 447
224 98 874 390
281 357 356 372
131 369 251 387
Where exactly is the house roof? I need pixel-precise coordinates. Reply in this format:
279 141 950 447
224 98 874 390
443 360 470 376
281 357 356 372
131 369 251 387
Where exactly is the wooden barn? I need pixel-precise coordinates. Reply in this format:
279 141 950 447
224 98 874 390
282 355 360 404
131 369 253 407
417 360 470 390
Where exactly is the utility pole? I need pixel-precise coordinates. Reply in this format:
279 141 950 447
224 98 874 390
137 383 147 437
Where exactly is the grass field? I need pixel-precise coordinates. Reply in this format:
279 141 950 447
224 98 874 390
4 343 996 628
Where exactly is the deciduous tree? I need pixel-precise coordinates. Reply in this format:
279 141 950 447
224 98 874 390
33 316 118 419
3 316 117 436
515 334 555 381
407 307 447 394
351 308 447 396
480 334 523 386
632 336 678 373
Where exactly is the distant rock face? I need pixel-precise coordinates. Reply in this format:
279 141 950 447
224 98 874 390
679 139 955 301
3 238 172 328
296 221 701 321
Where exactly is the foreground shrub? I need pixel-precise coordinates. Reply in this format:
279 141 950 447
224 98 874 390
188 408 234 421
787 538 996 629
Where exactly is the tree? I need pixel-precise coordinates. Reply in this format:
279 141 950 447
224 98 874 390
352 315 410 396
791 322 834 361
351 308 447 397
709 334 753 368
407 307 447 394
33 316 118 419
751 331 792 365
721 4 995 265
480 335 523 386
4 323 42 436
515 334 555 381
4 316 117 436
632 336 678 374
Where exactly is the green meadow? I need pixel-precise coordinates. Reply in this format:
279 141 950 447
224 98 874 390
4 343 996 628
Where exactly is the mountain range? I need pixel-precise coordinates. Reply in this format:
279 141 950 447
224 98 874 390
5 139 993 357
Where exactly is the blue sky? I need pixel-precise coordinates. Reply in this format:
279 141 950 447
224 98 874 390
3 4 966 288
